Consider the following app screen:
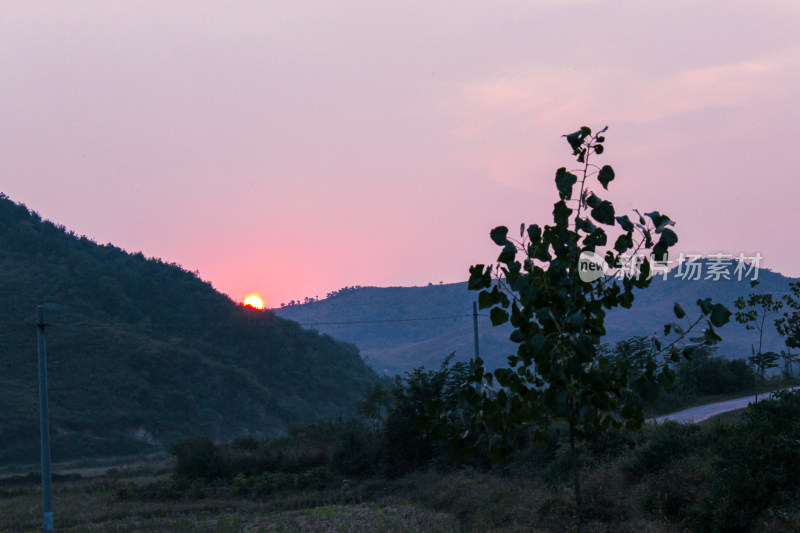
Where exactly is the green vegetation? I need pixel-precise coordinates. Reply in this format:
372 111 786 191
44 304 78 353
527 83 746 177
605 337 766 416
427 126 730 527
6 373 800 532
165 356 473 485
735 281 783 400
0 193 377 465
776 281 800 350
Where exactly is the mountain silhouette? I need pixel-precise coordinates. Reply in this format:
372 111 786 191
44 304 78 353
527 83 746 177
0 193 376 465
276 263 795 375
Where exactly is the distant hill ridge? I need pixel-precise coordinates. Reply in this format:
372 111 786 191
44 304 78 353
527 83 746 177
276 262 797 375
0 193 376 465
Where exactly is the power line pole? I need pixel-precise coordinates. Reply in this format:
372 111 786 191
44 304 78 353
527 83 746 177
472 301 480 360
36 305 54 533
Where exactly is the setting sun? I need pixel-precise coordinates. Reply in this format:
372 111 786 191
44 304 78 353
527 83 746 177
243 295 264 309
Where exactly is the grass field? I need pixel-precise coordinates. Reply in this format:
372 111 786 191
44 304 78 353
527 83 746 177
0 470 458 533
0 458 685 533
4 386 800 532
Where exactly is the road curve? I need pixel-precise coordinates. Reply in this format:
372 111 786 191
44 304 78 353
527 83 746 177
654 387 800 424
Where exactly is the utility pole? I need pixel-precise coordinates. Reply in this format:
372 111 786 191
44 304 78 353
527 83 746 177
472 301 480 360
36 305 54 533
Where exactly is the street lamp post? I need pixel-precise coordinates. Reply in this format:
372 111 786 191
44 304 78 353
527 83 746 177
36 305 54 533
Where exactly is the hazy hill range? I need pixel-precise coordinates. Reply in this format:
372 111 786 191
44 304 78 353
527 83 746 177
0 194 376 465
276 266 796 375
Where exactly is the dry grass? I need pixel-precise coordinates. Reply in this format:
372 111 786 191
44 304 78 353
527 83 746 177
0 472 458 533
51 504 457 533
0 455 723 532
0 466 662 533
368 466 680 533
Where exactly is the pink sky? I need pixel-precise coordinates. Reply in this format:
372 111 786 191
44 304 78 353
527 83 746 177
2 1 799 307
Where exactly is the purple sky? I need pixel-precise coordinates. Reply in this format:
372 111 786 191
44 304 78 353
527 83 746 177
2 1 799 307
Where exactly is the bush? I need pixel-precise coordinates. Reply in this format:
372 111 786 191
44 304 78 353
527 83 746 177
688 390 800 532
330 422 377 476
675 355 755 396
171 436 230 481
621 421 707 481
381 357 469 476
636 454 712 524
695 358 754 394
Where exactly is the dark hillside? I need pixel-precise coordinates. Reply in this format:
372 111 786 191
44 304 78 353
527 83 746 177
276 284 513 374
277 265 796 374
0 193 376 465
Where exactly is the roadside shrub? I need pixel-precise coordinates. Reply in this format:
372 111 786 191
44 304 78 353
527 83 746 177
621 421 707 481
171 436 230 481
688 390 800 532
695 357 754 394
226 425 332 477
330 422 377 476
636 454 712 524
381 358 468 476
675 356 755 396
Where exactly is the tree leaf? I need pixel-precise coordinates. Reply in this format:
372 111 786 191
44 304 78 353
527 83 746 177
597 165 615 189
658 228 678 248
704 325 722 345
613 233 633 253
553 200 572 227
497 243 517 264
527 224 542 243
615 215 633 232
490 307 509 326
468 264 492 290
478 288 500 310
564 131 583 151
555 168 578 200
490 226 509 246
591 200 616 225
710 303 732 327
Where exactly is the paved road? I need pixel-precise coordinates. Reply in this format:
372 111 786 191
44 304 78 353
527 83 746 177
655 387 800 424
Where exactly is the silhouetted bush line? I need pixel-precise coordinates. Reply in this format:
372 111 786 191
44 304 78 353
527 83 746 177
158 355 800 531
647 353 768 415
169 357 478 488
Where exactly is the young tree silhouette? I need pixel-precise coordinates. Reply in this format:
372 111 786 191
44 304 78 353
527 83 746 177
426 126 730 530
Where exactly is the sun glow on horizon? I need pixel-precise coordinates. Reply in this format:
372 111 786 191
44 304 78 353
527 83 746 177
243 295 264 309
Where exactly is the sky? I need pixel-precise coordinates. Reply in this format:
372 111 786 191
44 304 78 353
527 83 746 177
2 1 799 307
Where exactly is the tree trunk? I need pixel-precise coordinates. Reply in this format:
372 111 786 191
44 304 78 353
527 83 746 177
568 422 584 532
